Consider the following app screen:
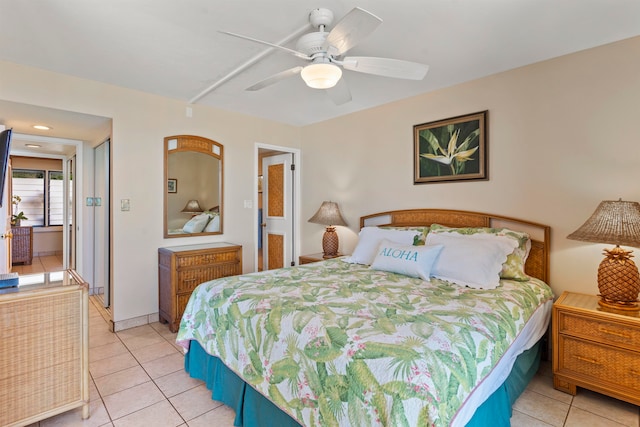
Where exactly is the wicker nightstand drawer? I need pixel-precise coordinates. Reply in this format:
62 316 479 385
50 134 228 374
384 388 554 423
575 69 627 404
558 311 640 350
299 253 344 265
553 291 640 406
558 335 640 392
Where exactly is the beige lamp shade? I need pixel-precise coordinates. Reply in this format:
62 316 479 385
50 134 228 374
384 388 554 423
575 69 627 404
181 199 203 214
568 199 640 310
308 201 347 227
567 200 640 247
308 201 347 258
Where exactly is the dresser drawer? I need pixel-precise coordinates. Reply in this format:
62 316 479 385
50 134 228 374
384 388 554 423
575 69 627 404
558 335 640 392
176 250 239 268
557 311 640 350
176 263 241 293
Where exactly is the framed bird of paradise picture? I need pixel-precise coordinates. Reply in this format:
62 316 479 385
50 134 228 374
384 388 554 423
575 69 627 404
413 111 487 184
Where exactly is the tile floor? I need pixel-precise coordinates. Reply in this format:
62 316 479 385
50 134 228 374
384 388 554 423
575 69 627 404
12 253 64 275
19 257 640 427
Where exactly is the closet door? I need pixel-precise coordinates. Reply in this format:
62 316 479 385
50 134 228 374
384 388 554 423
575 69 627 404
262 153 294 270
94 140 110 307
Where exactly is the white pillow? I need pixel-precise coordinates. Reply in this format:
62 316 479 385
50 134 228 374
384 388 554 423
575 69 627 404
426 232 519 289
182 213 210 233
371 240 443 280
344 227 421 265
204 214 220 232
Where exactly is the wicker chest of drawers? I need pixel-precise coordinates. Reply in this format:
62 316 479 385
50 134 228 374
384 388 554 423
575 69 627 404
0 270 89 426
552 291 640 405
158 242 242 332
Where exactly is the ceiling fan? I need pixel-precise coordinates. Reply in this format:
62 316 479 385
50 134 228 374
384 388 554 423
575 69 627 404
219 7 429 105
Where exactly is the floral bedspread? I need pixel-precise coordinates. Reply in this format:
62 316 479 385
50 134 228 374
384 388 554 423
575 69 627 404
177 258 553 427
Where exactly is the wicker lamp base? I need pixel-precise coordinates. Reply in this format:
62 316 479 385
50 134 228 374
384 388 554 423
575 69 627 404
597 246 640 311
322 226 339 258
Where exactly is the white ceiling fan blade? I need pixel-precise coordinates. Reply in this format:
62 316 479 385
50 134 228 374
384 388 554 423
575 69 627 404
246 67 303 91
323 7 382 57
342 56 429 80
325 77 352 105
219 31 311 60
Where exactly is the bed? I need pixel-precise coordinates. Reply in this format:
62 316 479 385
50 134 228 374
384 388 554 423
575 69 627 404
177 208 553 426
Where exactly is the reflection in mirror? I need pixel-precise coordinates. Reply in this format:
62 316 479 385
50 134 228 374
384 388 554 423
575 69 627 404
164 135 223 238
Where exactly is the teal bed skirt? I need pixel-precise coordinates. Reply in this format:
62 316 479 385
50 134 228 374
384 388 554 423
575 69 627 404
185 340 542 426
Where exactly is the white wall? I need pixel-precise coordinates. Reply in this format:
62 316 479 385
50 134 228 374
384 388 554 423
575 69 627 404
0 60 301 324
2 35 639 324
300 36 640 298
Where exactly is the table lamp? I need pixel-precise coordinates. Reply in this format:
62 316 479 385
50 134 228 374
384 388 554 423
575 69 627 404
567 199 640 310
181 199 203 214
308 201 347 258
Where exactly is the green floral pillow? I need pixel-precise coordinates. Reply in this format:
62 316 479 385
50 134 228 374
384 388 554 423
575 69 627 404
381 226 430 246
429 224 531 281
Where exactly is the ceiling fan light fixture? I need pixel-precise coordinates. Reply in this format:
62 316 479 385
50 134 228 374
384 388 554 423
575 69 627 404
300 63 342 89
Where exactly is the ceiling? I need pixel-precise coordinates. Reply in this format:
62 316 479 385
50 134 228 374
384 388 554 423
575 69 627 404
0 0 639 150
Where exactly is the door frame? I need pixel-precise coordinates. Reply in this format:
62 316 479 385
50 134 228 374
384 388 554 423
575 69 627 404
93 139 110 307
11 133 84 272
254 143 301 272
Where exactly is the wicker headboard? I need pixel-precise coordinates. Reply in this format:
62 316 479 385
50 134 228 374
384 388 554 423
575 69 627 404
360 208 550 283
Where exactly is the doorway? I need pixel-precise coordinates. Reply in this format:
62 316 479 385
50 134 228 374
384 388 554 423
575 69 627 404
8 133 83 274
256 144 300 272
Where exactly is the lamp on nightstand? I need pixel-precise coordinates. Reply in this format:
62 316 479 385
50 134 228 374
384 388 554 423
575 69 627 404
568 199 640 310
308 201 347 258
181 199 203 214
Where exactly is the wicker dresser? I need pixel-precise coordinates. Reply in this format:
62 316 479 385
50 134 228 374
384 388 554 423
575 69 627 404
0 270 89 426
159 242 242 332
11 226 33 265
553 291 640 405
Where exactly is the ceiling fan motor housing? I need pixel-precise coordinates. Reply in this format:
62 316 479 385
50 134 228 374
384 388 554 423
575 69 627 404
296 32 329 56
309 8 334 29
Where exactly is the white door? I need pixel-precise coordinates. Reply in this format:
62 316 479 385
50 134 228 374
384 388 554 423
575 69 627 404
262 153 294 270
94 140 110 307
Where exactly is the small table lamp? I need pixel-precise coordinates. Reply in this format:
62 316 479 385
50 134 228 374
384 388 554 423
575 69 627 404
308 201 347 258
181 199 203 214
568 199 640 310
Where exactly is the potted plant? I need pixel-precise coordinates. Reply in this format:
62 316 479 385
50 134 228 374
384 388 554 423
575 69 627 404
11 195 28 226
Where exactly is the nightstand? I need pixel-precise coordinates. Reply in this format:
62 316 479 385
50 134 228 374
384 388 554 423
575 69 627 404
552 291 640 406
299 252 343 265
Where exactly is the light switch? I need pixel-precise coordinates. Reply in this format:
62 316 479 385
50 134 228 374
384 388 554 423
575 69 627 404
121 199 130 211
243 200 253 209
86 197 94 206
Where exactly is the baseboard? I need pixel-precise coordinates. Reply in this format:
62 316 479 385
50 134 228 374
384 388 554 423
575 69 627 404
113 312 160 332
33 250 63 257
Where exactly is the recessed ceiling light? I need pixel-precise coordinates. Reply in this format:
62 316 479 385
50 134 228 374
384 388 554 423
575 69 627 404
25 144 41 148
33 125 51 130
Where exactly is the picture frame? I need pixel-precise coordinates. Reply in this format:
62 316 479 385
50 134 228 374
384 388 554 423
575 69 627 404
414 111 487 184
167 178 177 193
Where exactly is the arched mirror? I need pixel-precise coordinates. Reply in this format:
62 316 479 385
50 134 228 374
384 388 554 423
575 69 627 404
164 135 223 238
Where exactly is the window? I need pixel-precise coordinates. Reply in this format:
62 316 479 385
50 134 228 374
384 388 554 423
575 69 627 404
12 169 65 227
49 171 64 226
